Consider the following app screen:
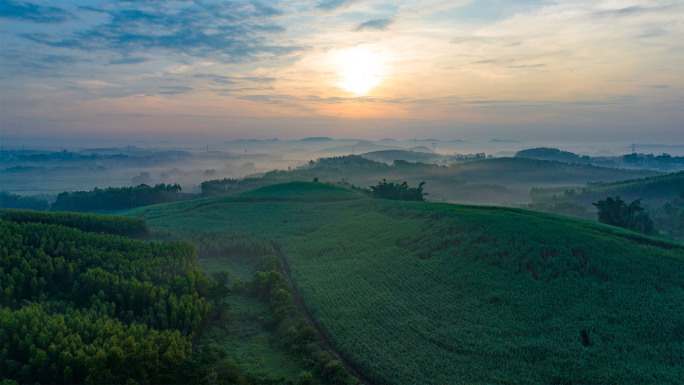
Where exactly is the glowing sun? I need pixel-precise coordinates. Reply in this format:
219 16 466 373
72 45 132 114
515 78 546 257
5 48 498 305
331 45 388 95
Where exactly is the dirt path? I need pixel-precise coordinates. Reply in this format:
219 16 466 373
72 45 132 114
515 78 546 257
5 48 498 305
272 245 374 385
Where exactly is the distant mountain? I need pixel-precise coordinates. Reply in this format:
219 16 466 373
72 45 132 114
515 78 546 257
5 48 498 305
406 146 435 153
489 139 519 143
300 137 335 141
515 147 585 163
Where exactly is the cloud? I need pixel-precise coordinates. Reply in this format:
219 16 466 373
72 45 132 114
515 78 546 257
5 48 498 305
506 64 545 69
194 74 277 86
451 36 520 46
317 0 357 11
194 74 238 85
0 49 83 77
592 4 681 19
16 2 301 64
243 77 277 83
158 86 193 95
252 2 283 17
109 57 150 65
354 18 394 31
0 1 73 23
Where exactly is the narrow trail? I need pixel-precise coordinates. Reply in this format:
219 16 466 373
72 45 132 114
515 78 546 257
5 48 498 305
272 245 374 385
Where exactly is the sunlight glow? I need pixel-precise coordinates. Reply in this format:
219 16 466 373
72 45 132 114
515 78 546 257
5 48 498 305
330 45 388 95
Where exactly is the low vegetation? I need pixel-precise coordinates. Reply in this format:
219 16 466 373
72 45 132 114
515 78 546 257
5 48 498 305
130 182 684 385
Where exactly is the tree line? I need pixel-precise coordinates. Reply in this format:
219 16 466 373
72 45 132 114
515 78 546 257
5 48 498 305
52 183 182 212
0 209 149 238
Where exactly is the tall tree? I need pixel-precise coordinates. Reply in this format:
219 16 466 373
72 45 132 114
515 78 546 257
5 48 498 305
593 196 654 234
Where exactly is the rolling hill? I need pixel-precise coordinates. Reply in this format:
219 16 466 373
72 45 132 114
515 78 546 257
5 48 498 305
129 182 684 385
200 155 659 205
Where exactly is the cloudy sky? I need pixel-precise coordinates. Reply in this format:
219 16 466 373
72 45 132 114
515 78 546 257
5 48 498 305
1 0 683 143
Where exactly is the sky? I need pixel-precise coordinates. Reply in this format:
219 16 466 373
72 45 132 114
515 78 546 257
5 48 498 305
1 0 683 143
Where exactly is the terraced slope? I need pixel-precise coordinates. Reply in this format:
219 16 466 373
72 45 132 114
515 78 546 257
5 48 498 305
130 182 684 385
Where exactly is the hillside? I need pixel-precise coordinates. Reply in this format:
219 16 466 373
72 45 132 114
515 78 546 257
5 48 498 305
531 171 684 206
130 182 684 385
528 171 684 239
360 150 440 163
201 156 659 205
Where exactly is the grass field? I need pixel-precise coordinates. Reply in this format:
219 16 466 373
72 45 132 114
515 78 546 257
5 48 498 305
129 182 684 384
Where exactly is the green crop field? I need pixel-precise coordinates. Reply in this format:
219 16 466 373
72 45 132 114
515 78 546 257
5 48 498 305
129 182 684 385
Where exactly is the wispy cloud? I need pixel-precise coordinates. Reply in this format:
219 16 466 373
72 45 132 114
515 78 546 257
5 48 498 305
0 1 73 23
158 86 193 95
109 57 150 65
15 2 300 64
317 0 358 11
354 18 394 31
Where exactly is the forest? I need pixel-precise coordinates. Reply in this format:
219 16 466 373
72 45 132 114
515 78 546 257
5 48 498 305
1 208 360 384
52 184 183 212
0 211 210 384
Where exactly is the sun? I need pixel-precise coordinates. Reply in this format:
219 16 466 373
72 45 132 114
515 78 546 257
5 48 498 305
330 45 388 95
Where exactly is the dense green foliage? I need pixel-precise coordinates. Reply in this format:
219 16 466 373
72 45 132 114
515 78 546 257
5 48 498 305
0 209 149 237
369 179 427 201
652 189 684 240
0 214 211 384
593 196 654 234
309 154 385 169
51 183 182 212
131 182 684 385
0 191 50 211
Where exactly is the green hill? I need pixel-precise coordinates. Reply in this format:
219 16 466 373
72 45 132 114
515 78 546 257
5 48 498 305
528 171 684 239
130 182 684 385
531 171 684 206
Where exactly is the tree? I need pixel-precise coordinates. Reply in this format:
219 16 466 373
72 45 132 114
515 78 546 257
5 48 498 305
369 180 427 201
593 196 654 234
